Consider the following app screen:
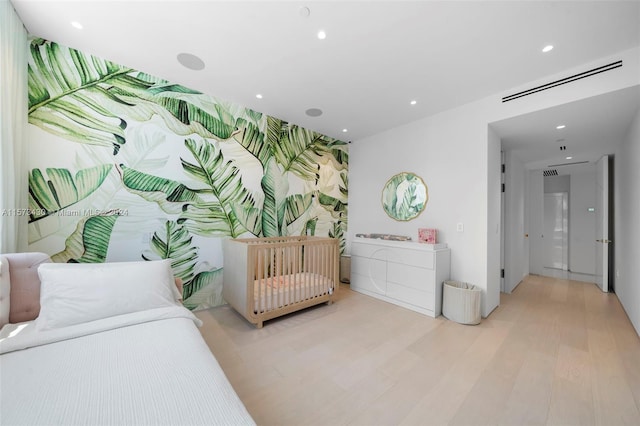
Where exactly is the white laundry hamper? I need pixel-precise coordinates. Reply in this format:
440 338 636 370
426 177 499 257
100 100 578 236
442 280 481 325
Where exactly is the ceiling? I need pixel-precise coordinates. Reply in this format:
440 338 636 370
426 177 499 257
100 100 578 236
493 85 640 173
10 0 640 168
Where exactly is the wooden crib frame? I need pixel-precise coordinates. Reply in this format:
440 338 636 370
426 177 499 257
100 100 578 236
223 236 339 328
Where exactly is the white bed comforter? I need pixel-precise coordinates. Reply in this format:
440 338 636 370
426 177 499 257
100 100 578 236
0 306 255 426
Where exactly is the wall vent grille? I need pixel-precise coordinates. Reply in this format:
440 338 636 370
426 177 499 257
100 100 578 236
543 169 558 177
502 60 622 103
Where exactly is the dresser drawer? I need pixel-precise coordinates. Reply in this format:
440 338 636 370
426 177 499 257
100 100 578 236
351 256 387 295
386 247 434 269
351 272 387 295
387 262 435 293
351 242 388 261
386 281 435 311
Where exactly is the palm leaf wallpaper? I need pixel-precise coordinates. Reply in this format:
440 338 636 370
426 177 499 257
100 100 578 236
27 39 348 310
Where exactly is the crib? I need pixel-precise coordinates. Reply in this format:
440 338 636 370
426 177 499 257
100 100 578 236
223 236 339 328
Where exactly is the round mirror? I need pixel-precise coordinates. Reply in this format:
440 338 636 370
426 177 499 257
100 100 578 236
381 172 428 221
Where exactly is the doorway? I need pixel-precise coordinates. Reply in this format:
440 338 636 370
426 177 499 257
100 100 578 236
543 192 569 276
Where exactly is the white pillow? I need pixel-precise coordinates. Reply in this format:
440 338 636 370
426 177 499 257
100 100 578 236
0 256 10 328
36 259 181 330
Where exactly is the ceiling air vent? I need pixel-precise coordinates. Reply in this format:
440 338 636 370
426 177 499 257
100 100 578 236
543 169 558 177
502 60 622 103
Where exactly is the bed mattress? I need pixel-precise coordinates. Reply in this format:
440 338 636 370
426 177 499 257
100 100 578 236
0 306 255 426
253 272 334 313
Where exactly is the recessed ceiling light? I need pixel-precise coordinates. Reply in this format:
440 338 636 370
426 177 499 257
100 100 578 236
410 100 417 105
256 94 263 99
71 21 83 30
566 156 573 160
556 124 566 129
305 108 323 117
542 45 554 53
177 53 205 71
317 30 327 40
342 128 348 133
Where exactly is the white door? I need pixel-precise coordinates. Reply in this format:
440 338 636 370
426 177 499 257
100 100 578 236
595 155 609 292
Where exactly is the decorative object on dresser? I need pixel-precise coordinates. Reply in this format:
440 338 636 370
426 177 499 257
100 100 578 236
349 236 450 317
223 236 339 328
355 233 412 241
381 172 428 221
418 228 438 244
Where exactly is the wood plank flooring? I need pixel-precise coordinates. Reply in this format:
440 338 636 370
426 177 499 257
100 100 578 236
195 275 640 425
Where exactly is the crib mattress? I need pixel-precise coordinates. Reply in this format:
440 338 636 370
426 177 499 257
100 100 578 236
253 272 334 313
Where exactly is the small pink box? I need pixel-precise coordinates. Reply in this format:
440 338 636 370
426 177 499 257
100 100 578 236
418 228 437 244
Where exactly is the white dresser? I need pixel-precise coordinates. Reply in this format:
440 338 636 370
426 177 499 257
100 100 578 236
350 237 450 317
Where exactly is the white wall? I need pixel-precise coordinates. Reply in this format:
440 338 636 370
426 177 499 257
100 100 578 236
350 107 493 314
544 175 570 194
503 150 528 293
615 108 640 335
569 170 596 275
349 46 640 318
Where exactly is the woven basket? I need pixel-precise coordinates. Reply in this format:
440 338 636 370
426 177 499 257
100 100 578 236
442 280 481 325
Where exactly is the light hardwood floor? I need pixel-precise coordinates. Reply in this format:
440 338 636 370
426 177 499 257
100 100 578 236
195 275 640 425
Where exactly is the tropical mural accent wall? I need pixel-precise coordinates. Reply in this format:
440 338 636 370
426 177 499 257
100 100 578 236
26 39 348 310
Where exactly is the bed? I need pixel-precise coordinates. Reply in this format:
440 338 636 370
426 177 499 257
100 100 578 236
0 253 255 426
223 236 339 328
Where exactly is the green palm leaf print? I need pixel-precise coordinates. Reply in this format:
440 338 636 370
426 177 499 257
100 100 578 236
28 165 113 222
142 220 198 284
51 213 120 263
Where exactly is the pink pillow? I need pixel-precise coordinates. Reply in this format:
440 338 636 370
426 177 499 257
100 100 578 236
2 253 51 324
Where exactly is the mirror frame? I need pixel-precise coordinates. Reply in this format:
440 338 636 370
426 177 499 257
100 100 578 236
381 172 428 221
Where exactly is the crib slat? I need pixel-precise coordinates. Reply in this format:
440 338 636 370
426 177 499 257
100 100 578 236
274 245 279 309
263 247 269 313
287 244 292 306
308 243 311 296
323 243 328 295
259 248 263 313
268 247 273 311
299 244 304 301
278 245 281 306
322 244 327 294
314 244 319 298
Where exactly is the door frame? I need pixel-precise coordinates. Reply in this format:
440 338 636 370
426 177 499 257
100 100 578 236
595 155 610 292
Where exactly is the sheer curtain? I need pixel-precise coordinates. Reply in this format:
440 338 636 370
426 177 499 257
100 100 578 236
0 0 28 253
